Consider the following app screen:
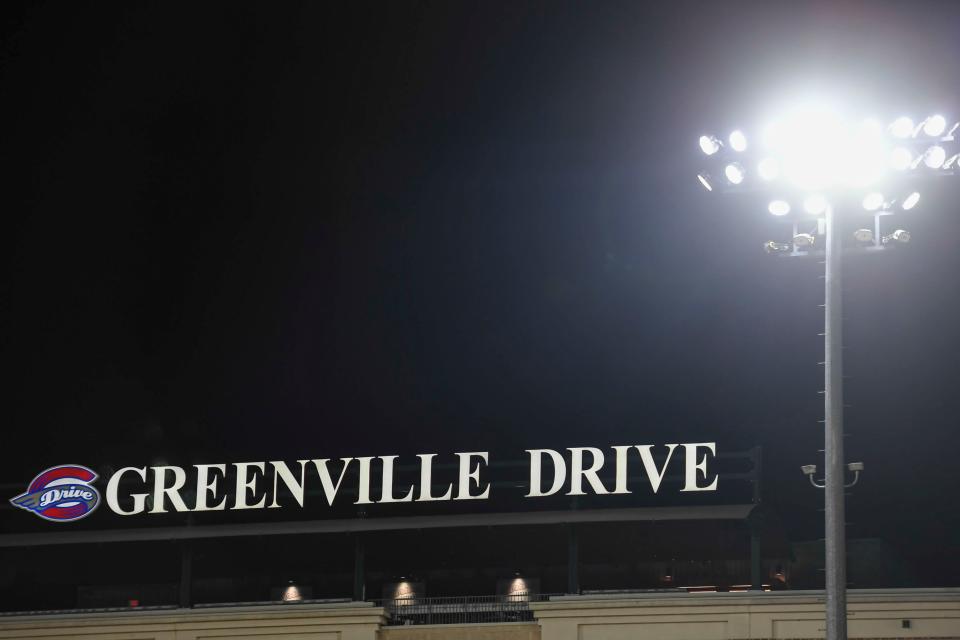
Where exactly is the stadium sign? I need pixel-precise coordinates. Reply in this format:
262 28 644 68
11 442 718 521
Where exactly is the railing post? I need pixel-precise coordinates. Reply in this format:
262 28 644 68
178 541 192 609
567 524 580 594
352 535 365 601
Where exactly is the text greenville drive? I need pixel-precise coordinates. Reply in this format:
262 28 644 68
104 442 720 515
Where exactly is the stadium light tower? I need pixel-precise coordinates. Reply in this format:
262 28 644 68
697 104 958 640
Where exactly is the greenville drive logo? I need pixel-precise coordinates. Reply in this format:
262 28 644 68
10 465 100 522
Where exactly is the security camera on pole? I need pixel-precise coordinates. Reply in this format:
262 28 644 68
697 105 958 640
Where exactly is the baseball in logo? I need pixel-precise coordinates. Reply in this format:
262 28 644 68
11 465 100 522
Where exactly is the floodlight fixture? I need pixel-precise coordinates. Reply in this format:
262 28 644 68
862 192 884 211
697 173 713 191
945 154 960 170
768 200 791 216
853 228 874 243
804 195 828 215
801 464 817 476
758 157 779 180
890 147 913 170
793 233 816 247
922 115 947 137
699 135 721 156
890 116 914 138
901 191 920 210
725 162 745 185
729 130 747 152
923 145 947 169
763 241 791 254
883 229 911 244
847 462 864 472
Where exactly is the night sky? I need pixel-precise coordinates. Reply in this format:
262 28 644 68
3 0 960 587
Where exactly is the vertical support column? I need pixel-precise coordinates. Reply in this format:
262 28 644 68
750 522 762 591
824 205 847 640
353 535 365 601
750 445 763 591
178 541 192 609
567 524 579 595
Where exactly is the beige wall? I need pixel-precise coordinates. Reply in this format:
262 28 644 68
0 602 385 640
1 589 958 640
532 589 960 640
379 621 539 640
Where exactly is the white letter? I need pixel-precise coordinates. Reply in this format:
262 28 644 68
311 458 354 506
611 445 631 494
149 466 189 513
635 444 679 494
525 449 566 498
416 454 453 502
269 460 308 508
567 447 610 496
681 442 719 492
106 467 148 515
379 455 415 503
455 452 490 500
194 464 227 511
355 457 375 505
232 462 266 509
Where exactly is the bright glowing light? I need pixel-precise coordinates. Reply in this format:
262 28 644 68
758 158 779 180
282 582 303 602
768 200 791 216
902 192 920 210
768 105 886 190
853 228 874 243
890 116 914 138
862 192 884 211
804 194 828 215
699 135 720 155
923 115 947 137
729 130 747 152
763 240 791 254
923 145 947 168
884 229 911 244
697 173 713 191
724 163 745 184
890 147 913 170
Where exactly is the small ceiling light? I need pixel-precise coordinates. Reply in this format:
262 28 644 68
758 157 779 180
890 116 914 138
902 192 920 210
793 233 816 247
862 192 885 211
890 147 913 170
922 114 947 137
724 162 745 184
699 135 721 156
804 195 828 215
763 241 791 254
697 173 713 191
768 200 791 216
923 145 947 168
729 130 747 152
853 228 874 243
883 229 911 244
282 581 303 602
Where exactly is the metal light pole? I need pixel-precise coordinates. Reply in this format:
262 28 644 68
823 204 846 640
697 109 956 640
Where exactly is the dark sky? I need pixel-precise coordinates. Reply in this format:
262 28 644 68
3 0 960 581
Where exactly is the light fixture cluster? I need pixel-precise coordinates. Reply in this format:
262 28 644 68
697 113 958 197
698 109 957 255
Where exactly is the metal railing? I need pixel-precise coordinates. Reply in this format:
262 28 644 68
372 593 558 626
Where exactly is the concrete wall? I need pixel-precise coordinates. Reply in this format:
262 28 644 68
1 589 958 640
532 589 960 640
379 621 539 640
0 602 385 640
